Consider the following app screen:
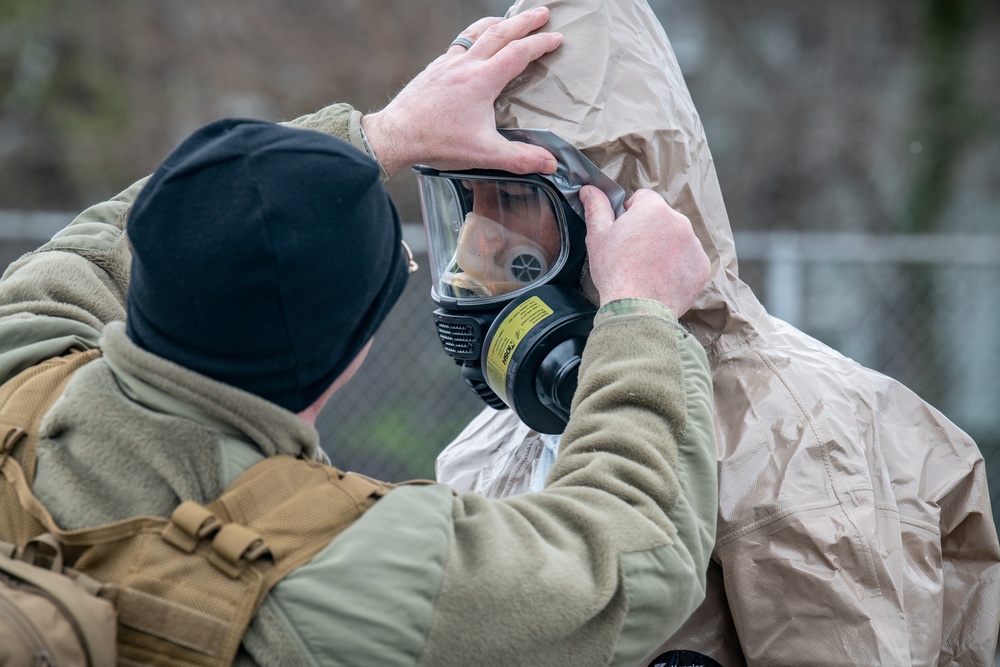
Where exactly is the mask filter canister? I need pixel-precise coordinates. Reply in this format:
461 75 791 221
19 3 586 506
482 284 596 434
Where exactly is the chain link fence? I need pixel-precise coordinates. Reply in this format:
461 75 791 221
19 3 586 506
316 256 483 482
2 215 998 535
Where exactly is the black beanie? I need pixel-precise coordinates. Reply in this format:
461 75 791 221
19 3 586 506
125 118 409 413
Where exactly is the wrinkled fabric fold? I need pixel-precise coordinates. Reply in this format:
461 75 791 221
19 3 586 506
436 1 1000 665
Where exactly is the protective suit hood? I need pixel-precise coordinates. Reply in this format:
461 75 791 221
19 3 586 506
495 4 759 357
435 1 1000 665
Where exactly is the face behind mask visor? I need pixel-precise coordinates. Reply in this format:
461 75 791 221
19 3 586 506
416 171 579 308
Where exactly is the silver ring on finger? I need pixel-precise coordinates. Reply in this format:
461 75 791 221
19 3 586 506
450 37 475 50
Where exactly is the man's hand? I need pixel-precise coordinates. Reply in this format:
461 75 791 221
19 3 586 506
581 186 710 316
361 8 562 178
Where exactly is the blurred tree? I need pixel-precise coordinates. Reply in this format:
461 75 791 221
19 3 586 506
0 0 504 215
903 0 983 235
888 0 983 405
0 0 78 207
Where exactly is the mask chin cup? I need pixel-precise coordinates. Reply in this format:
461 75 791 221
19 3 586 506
440 270 492 297
441 271 533 299
481 284 596 434
461 364 507 410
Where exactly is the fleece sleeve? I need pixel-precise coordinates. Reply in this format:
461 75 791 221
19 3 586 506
419 303 718 667
0 174 145 382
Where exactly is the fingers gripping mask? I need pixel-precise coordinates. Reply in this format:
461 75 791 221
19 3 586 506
413 129 625 434
443 212 554 298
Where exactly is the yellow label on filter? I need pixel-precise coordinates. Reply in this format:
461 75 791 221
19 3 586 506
485 296 554 404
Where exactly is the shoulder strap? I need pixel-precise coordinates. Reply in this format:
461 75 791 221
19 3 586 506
0 349 242 663
0 348 101 486
0 349 102 547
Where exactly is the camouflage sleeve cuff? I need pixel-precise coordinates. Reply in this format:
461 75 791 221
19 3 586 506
594 298 678 327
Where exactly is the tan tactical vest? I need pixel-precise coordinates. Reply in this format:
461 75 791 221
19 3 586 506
0 349 400 665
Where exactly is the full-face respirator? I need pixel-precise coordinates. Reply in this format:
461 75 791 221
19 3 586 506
414 129 625 434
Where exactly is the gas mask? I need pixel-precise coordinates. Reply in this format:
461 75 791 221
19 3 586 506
414 129 625 434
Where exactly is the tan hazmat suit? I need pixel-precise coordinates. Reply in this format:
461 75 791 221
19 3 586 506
435 1 1000 664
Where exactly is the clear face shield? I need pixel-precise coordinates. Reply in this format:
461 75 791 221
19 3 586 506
417 173 570 307
413 129 626 434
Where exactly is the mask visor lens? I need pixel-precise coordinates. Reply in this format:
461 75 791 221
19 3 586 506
416 174 564 303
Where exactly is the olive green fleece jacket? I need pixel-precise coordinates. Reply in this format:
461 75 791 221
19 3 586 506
0 104 718 666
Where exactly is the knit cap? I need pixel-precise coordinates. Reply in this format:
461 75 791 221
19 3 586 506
125 118 409 412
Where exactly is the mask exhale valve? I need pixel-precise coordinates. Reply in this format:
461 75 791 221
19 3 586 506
432 309 507 410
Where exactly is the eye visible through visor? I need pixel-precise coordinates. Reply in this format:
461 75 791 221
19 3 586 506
417 173 568 305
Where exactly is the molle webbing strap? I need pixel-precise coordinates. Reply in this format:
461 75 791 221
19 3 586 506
105 455 395 665
207 455 391 590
